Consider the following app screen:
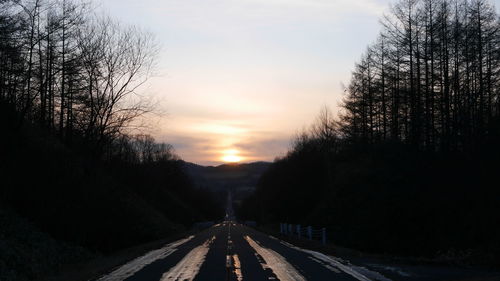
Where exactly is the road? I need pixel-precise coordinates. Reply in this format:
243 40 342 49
95 221 393 281
94 221 500 281
94 193 500 281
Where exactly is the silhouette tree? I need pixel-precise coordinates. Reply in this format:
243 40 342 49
0 0 157 158
240 0 500 261
342 0 499 151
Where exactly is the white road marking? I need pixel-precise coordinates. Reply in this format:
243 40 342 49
96 236 194 281
308 256 341 273
367 264 412 278
244 235 307 281
160 236 216 281
278 240 391 281
351 266 393 281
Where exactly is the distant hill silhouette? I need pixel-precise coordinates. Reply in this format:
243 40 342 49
181 161 271 203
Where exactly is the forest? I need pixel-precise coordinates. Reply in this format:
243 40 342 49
238 0 500 264
2 0 500 279
0 0 223 280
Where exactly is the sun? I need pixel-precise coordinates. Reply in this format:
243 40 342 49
222 154 242 163
221 149 243 163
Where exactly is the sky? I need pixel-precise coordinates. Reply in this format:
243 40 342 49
100 0 500 166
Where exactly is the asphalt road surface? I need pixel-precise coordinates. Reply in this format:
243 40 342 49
93 221 500 281
95 221 382 281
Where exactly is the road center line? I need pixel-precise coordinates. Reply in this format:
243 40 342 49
232 254 244 281
160 236 216 281
244 235 307 281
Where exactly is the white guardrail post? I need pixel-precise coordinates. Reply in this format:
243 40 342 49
280 223 328 245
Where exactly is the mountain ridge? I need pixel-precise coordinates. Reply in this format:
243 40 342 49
180 160 272 203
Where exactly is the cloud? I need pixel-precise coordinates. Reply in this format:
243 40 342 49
101 0 392 165
233 137 291 160
241 0 386 15
125 0 387 38
160 120 292 165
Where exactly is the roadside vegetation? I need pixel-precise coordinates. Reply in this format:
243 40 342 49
0 1 223 280
238 0 500 265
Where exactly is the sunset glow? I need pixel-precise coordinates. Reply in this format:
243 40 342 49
99 0 500 165
221 150 243 163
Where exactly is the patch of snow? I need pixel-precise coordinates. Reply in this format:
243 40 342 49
160 236 216 281
96 236 194 281
277 240 392 281
245 235 307 281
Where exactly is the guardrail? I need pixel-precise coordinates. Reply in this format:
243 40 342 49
279 223 327 245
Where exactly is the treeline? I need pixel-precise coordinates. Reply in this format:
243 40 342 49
0 0 157 157
1 119 224 279
0 1 223 280
343 0 499 150
241 111 500 261
239 0 500 264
